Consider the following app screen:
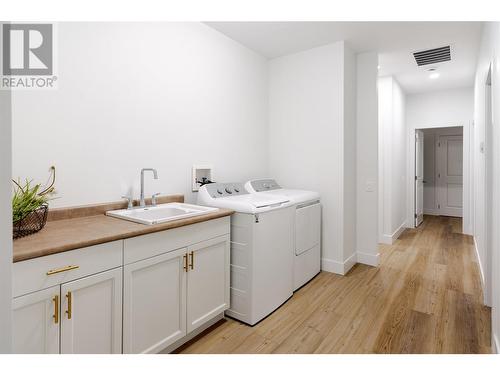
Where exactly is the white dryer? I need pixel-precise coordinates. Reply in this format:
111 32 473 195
245 179 321 291
197 182 294 326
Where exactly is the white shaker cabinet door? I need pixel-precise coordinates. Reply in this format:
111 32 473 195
12 286 60 354
123 248 187 354
186 235 230 334
60 267 123 354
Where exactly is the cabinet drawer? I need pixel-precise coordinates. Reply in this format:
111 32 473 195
124 217 230 265
13 241 123 298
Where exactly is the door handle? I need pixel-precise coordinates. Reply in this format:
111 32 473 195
46 265 79 275
53 295 59 324
423 180 427 184
65 291 72 319
183 254 188 272
189 251 194 270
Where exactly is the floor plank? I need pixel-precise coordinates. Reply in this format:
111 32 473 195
176 216 491 354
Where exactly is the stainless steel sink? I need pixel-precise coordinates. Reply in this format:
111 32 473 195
106 202 218 225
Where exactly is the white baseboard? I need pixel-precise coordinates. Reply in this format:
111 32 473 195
379 222 407 245
493 333 499 354
357 251 380 267
379 234 393 245
392 222 407 241
423 208 440 216
472 238 492 307
322 252 357 275
344 253 357 274
473 237 486 291
321 257 344 274
463 224 473 236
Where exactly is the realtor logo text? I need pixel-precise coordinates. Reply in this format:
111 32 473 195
1 23 58 90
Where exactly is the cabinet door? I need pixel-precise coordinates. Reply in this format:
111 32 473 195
187 235 230 333
123 248 187 354
60 267 122 354
12 286 60 354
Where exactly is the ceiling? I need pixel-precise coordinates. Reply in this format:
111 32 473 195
206 22 483 94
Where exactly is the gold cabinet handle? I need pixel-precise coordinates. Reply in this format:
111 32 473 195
189 251 194 270
65 291 72 319
52 295 59 324
183 254 188 272
46 265 79 275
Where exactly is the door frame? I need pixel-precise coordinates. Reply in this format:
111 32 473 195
414 130 424 226
407 123 471 232
484 64 493 307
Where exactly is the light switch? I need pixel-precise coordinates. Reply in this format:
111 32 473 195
365 180 376 192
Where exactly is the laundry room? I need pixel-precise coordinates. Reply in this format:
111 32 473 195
1 0 500 373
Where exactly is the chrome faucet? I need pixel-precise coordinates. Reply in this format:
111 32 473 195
140 168 158 207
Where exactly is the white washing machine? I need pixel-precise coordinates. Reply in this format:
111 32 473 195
245 179 321 291
197 182 294 326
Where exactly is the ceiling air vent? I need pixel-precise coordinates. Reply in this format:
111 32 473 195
413 46 451 66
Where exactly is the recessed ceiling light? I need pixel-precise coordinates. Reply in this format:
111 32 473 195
429 72 440 79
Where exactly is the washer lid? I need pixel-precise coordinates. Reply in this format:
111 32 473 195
250 194 290 208
217 193 290 212
245 179 320 204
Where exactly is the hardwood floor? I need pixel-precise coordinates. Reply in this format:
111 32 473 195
176 216 491 354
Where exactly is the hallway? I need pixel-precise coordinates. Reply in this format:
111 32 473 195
177 216 491 354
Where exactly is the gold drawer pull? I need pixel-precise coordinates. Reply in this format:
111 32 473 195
183 254 188 272
189 251 194 270
52 295 59 324
66 291 72 319
46 265 80 275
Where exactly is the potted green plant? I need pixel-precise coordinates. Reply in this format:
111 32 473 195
12 166 57 239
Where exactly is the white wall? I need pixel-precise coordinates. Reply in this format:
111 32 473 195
269 41 357 275
356 52 379 266
405 88 473 233
422 127 464 215
0 24 12 352
378 76 406 244
392 80 407 235
406 88 474 129
473 22 500 352
11 23 269 207
343 45 357 269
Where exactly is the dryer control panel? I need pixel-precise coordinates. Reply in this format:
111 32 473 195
204 183 249 198
249 179 282 192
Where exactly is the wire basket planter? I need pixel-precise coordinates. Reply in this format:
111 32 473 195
13 203 49 239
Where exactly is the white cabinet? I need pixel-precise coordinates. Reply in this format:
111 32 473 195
123 248 187 354
13 216 231 354
12 268 122 354
12 286 60 354
123 234 230 353
60 268 122 354
186 235 230 333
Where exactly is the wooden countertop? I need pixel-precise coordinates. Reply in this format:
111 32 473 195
13 196 233 263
